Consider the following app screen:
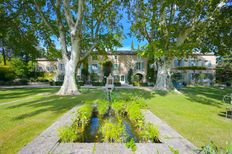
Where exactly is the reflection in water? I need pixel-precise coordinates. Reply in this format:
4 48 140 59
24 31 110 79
84 114 138 142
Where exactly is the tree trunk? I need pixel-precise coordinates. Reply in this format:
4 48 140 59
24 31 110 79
57 59 80 95
2 47 6 65
154 61 174 91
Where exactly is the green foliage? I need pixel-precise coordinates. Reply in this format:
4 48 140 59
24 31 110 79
168 146 179 154
147 58 155 83
91 82 104 86
58 126 78 142
200 140 232 154
127 69 133 84
226 140 232 154
97 100 109 116
111 100 127 116
176 66 207 70
10 59 28 78
126 138 137 152
139 123 159 143
37 72 55 81
103 61 113 83
127 0 231 66
200 141 219 154
90 73 100 82
126 101 145 130
216 56 232 84
0 65 15 81
73 105 93 132
100 119 125 143
171 73 183 81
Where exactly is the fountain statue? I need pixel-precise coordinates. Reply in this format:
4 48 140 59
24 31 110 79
105 74 114 102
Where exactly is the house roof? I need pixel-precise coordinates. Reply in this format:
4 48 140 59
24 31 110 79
36 50 215 61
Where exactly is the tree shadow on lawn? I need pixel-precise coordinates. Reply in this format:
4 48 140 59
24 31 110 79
8 89 103 121
218 111 232 119
181 87 232 102
113 89 153 100
151 90 169 96
9 88 153 121
180 87 232 108
0 88 58 101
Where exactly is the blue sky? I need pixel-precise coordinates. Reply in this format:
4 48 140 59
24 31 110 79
117 9 147 50
46 9 147 51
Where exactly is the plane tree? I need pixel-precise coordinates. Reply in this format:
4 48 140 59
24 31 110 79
22 0 123 95
125 0 231 91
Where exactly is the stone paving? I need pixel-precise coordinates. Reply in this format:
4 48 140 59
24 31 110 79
18 106 79 154
18 105 198 154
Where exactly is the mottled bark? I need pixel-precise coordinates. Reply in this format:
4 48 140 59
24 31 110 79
57 60 80 95
154 61 173 91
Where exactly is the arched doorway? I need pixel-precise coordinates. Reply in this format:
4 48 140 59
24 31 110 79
133 73 144 83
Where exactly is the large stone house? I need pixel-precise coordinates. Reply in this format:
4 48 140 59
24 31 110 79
36 51 216 85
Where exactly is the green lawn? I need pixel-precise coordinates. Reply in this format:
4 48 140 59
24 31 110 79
146 87 232 149
0 88 105 154
0 87 231 153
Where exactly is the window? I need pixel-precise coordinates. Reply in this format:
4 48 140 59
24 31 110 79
135 62 144 70
91 64 99 72
114 75 120 82
137 56 142 60
174 59 179 67
113 63 120 70
114 55 118 60
59 64 65 71
38 66 43 72
207 60 212 67
121 75 125 81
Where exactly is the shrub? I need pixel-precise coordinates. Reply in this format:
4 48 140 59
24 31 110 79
49 81 63 86
139 123 159 142
140 82 148 87
126 102 144 130
77 81 84 86
97 100 109 116
132 82 140 86
199 141 218 154
111 100 127 116
37 72 55 81
114 82 121 86
199 140 232 154
127 69 133 84
58 126 78 142
100 119 125 143
14 79 28 85
72 105 93 132
126 138 137 152
0 66 15 82
92 82 104 86
90 73 100 82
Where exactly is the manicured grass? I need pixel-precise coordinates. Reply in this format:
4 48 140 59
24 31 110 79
0 88 105 154
0 87 231 153
146 87 232 149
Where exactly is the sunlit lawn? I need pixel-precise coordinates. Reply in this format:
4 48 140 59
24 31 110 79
0 88 105 154
146 87 232 149
0 86 231 153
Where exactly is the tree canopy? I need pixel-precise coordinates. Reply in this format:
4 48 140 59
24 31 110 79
126 0 231 59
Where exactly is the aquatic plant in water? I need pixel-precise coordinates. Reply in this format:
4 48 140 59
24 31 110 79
100 119 126 143
139 122 159 143
58 126 78 142
111 100 127 116
97 100 109 116
72 104 92 132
